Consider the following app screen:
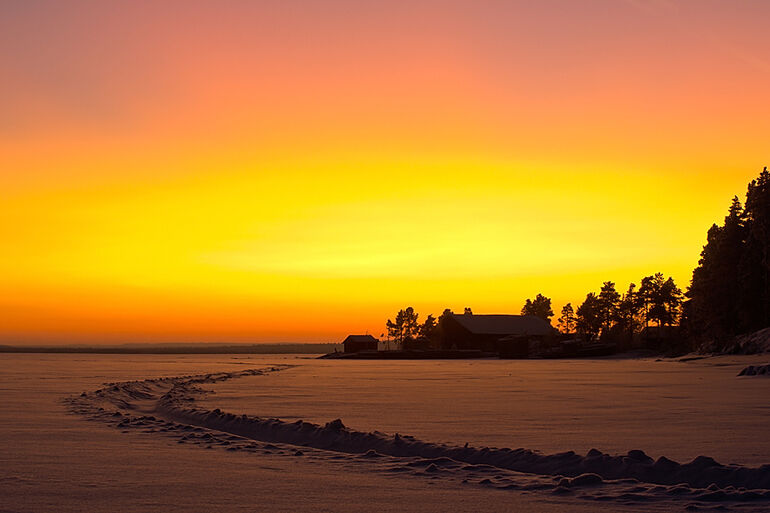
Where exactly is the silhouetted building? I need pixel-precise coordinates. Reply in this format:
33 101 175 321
342 334 379 353
438 312 555 355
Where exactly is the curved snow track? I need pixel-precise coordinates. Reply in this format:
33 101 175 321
66 366 770 511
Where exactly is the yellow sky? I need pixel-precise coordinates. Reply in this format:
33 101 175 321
1 1 768 343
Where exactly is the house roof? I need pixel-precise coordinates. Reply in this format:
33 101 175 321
343 334 379 343
448 313 553 336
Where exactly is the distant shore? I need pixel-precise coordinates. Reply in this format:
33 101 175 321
0 343 337 354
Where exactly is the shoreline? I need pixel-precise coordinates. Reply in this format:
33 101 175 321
0 343 335 355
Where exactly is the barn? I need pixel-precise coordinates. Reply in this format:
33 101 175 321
342 334 379 353
438 312 555 355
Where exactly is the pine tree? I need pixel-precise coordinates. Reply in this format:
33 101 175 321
386 307 420 344
613 283 642 339
639 273 682 327
418 314 437 340
694 168 770 341
598 281 621 332
556 303 576 334
521 294 554 322
741 168 770 330
576 293 602 340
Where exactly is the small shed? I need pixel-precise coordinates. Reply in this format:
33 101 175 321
343 334 379 353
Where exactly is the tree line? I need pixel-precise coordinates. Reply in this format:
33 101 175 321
384 272 685 347
384 307 467 345
384 306 437 344
684 167 770 348
521 275 683 343
383 166 769 353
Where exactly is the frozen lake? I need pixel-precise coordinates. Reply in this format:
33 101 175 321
2 353 769 512
202 355 770 466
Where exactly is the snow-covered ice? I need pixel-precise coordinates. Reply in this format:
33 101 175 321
2 353 769 512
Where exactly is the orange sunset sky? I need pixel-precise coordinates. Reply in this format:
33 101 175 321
2 1 769 343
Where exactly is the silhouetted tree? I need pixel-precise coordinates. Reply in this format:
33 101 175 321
386 307 419 344
741 168 770 329
639 273 682 327
576 293 602 340
685 167 770 347
419 314 437 340
613 283 642 339
598 281 621 332
556 303 576 334
464 307 473 315
432 309 454 349
521 294 554 322
438 308 453 323
687 196 747 340
662 277 684 326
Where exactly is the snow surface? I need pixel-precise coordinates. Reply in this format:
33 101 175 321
203 355 770 466
2 354 769 512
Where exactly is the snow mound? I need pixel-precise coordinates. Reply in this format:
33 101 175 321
65 365 770 509
738 364 770 376
708 327 770 354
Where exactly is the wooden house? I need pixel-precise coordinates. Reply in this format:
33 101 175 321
438 312 555 355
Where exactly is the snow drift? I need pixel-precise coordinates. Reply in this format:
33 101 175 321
66 366 770 508
738 364 770 376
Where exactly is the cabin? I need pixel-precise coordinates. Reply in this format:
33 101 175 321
342 334 379 353
438 312 555 356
